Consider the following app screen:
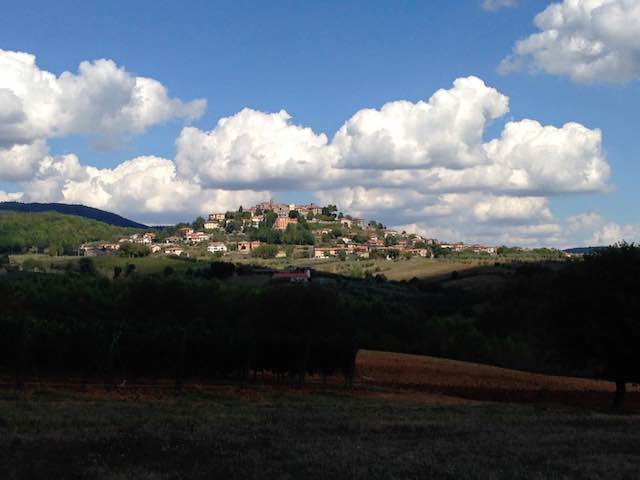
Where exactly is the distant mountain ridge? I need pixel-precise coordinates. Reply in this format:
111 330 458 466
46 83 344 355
0 202 148 229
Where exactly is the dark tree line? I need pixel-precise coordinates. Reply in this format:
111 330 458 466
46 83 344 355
0 273 358 390
2 244 638 408
478 244 640 409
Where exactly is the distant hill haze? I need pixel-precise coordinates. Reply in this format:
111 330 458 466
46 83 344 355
0 202 148 229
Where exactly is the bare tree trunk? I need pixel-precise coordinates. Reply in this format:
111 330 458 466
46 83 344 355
175 328 187 396
15 317 26 393
613 379 626 411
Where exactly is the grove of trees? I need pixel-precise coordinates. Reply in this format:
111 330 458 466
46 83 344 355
0 270 358 389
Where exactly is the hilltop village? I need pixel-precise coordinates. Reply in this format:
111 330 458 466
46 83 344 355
80 200 499 260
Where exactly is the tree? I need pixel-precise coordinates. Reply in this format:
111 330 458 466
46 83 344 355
192 216 205 230
163 266 175 276
119 242 151 258
264 211 278 228
288 210 299 219
321 205 337 219
250 225 282 244
251 244 279 259
330 227 344 239
282 224 314 245
78 258 96 275
352 232 368 244
225 221 242 234
550 243 640 409
125 263 136 277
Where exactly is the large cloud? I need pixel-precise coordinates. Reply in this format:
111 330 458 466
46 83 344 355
0 49 206 148
500 0 640 83
0 140 48 181
333 77 508 170
175 77 609 197
14 155 268 224
0 62 623 243
175 108 338 190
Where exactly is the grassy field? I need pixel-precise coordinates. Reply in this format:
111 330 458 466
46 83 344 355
8 254 201 277
230 255 486 281
8 252 564 283
2 390 639 479
2 351 639 479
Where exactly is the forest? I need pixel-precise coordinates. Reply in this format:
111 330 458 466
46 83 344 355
1 244 639 406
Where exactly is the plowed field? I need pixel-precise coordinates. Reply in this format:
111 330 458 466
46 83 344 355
356 350 640 409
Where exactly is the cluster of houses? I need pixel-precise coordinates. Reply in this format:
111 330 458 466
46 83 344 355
78 200 500 260
439 242 498 255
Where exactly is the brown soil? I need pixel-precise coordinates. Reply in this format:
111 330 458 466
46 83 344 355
356 350 640 409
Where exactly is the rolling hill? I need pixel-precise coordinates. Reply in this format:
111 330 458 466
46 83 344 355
0 202 148 228
0 210 142 255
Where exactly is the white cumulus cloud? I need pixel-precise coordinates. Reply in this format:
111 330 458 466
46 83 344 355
333 77 509 170
175 108 338 190
0 49 206 148
500 0 640 83
0 140 48 181
20 155 269 224
0 63 624 242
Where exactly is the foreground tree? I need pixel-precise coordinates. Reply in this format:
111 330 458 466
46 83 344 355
551 243 640 409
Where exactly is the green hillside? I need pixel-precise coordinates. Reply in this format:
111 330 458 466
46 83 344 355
0 211 141 255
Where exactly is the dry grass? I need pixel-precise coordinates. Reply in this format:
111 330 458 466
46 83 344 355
2 351 640 479
2 389 640 479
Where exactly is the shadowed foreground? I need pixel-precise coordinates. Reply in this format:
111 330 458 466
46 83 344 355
2 389 640 480
2 351 640 479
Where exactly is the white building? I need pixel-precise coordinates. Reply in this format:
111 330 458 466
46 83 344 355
207 242 228 253
204 221 221 230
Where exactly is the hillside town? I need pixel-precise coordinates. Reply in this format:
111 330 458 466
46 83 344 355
79 200 501 260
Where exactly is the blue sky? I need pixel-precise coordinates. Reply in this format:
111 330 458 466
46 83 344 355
1 0 639 246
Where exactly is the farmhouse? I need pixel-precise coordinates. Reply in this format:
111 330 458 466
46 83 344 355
163 236 181 244
314 247 337 258
293 204 319 216
186 231 210 243
207 242 228 253
204 221 221 230
177 227 194 237
251 215 264 227
408 248 431 258
238 240 262 253
164 246 184 256
79 244 100 256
